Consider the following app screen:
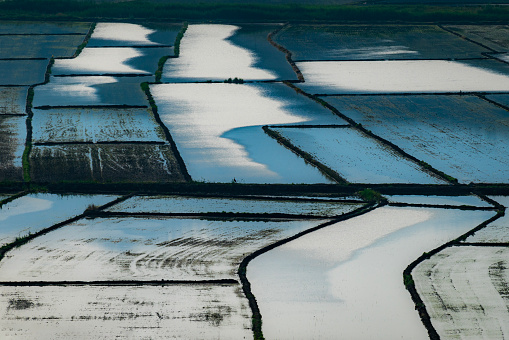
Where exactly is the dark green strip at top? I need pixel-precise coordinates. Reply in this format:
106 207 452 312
1 1 509 23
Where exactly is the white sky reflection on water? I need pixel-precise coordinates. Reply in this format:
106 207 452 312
52 48 146 75
297 60 509 94
249 207 494 340
152 83 332 183
162 24 277 81
89 23 157 45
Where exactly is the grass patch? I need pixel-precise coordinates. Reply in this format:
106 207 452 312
0 2 509 23
357 188 384 203
173 22 188 58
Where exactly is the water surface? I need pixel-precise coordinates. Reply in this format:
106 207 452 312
249 207 494 339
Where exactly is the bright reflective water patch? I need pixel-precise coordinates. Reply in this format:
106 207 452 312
88 22 157 46
413 246 509 339
325 95 509 183
0 284 251 339
32 108 166 143
464 196 509 243
0 60 48 85
0 193 117 246
152 83 339 183
107 195 363 216
274 25 488 61
272 126 445 184
0 87 27 115
33 76 150 107
0 116 26 181
0 35 85 59
248 207 494 340
162 24 284 82
88 22 182 47
386 195 493 207
297 60 509 94
30 144 186 183
0 217 328 281
52 47 170 75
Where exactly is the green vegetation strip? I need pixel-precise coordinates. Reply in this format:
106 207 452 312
403 210 505 340
74 22 95 57
1 1 509 23
262 125 347 184
141 82 192 182
267 24 304 82
238 201 380 340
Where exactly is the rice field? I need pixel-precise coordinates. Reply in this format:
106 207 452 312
51 46 171 76
273 24 489 61
151 83 343 183
385 195 494 207
0 34 85 59
413 246 509 339
33 76 151 107
270 126 445 184
464 196 509 243
87 22 182 47
107 195 363 216
296 59 509 94
30 144 187 183
0 217 331 281
161 24 296 82
0 115 26 181
445 25 509 51
0 284 251 339
31 108 166 143
248 207 495 340
1 20 509 340
324 95 509 183
0 60 48 85
0 21 91 35
0 87 27 115
0 193 117 246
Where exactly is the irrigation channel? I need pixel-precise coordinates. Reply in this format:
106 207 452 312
0 20 509 339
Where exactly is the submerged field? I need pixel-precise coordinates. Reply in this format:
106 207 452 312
0 19 508 340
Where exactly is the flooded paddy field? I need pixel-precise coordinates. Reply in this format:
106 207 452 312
87 22 182 47
0 87 28 115
0 216 335 282
0 115 26 181
413 246 509 339
324 95 509 183
296 59 509 94
1 19 509 339
33 76 151 107
270 126 444 184
0 193 117 246
0 60 48 85
107 195 362 216
0 34 85 59
29 144 186 183
273 25 489 61
464 196 509 243
0 284 251 339
444 25 509 51
386 194 494 207
0 21 91 35
52 46 171 76
152 83 344 183
32 108 166 143
248 207 495 339
161 24 296 82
